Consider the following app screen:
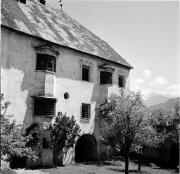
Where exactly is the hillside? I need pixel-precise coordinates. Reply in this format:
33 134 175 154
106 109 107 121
144 94 169 107
145 97 180 112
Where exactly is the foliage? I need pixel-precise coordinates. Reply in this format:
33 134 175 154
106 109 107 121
174 101 180 119
0 94 36 162
148 107 178 147
97 90 147 174
145 102 180 167
98 90 146 152
25 123 41 147
50 112 81 165
51 112 81 150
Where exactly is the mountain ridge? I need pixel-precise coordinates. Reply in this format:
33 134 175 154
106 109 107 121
145 96 180 112
144 94 169 107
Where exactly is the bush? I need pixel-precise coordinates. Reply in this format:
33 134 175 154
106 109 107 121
50 112 81 165
0 94 36 167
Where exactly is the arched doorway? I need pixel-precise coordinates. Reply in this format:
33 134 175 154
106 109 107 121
75 134 97 162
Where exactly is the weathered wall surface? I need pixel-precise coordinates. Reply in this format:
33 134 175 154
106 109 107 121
1 28 130 135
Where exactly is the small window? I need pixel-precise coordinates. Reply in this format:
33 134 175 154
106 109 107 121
81 103 91 119
118 75 125 88
34 98 55 117
82 65 90 81
36 54 56 72
100 71 112 85
43 138 51 148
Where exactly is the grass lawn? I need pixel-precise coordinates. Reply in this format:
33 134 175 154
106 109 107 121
1 160 179 174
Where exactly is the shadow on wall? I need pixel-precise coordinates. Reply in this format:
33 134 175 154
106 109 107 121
1 30 39 131
91 84 108 137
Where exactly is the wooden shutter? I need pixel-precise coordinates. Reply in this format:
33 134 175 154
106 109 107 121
81 103 90 119
34 98 55 116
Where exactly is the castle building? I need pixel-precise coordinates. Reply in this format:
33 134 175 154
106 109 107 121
1 0 132 166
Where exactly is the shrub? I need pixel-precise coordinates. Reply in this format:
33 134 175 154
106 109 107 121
0 94 36 167
50 112 81 165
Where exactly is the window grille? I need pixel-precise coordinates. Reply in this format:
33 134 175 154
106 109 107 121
34 98 55 117
81 103 90 119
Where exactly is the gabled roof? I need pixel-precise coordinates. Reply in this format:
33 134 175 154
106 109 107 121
1 0 132 68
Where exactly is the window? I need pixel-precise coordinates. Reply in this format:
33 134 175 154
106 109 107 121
81 103 91 119
100 71 112 85
20 0 26 4
82 65 90 81
118 75 125 88
34 98 55 117
43 138 51 148
36 54 56 72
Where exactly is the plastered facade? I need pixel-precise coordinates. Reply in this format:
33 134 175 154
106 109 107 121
1 28 131 165
1 28 130 133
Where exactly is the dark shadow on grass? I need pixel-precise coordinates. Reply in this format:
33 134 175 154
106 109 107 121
96 160 122 166
26 165 59 170
130 159 152 167
95 161 113 166
76 160 122 166
130 156 179 170
107 168 151 174
171 168 179 173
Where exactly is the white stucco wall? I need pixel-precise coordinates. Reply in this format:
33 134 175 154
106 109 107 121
1 28 131 135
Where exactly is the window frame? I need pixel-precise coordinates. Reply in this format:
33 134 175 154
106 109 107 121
36 54 56 73
118 75 126 88
81 103 91 121
42 137 51 149
100 71 113 85
33 97 56 117
82 65 90 82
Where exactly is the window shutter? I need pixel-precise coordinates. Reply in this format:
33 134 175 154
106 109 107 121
34 98 55 117
81 103 90 119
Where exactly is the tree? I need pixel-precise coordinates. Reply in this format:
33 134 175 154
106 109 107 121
148 105 179 166
131 122 158 171
0 94 36 166
97 90 146 174
50 112 81 166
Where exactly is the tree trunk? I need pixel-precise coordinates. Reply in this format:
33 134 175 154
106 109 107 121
158 146 162 165
125 154 129 174
138 152 141 171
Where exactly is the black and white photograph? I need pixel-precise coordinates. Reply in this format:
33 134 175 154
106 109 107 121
1 0 179 173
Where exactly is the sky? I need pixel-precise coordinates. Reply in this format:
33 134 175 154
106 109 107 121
47 0 180 99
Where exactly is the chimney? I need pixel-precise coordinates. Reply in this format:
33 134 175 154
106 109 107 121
40 0 46 5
